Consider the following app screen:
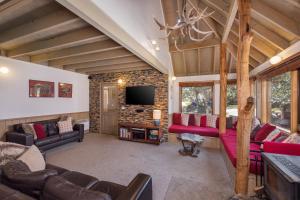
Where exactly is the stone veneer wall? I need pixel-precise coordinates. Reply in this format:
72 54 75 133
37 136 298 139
89 69 168 137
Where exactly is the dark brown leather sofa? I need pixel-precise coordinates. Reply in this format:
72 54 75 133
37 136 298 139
0 160 152 200
6 119 84 152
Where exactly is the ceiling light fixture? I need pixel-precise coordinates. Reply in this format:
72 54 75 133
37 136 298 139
155 46 160 51
270 56 282 65
117 79 123 84
172 76 176 81
151 40 157 45
0 67 9 74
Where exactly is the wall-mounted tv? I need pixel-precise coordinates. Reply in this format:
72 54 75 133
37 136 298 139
125 86 155 105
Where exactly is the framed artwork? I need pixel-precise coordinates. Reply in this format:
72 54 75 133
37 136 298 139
58 82 72 98
29 80 54 97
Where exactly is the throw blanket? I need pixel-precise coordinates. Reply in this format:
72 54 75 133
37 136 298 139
0 142 28 166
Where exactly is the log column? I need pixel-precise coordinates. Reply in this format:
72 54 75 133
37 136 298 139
219 43 227 134
235 0 254 196
291 70 298 132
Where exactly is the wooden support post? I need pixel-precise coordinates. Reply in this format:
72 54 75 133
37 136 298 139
219 43 227 134
291 70 298 132
235 0 254 196
261 79 268 123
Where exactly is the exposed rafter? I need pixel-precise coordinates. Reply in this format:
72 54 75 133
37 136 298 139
78 62 149 73
31 39 121 63
222 0 238 42
169 38 219 52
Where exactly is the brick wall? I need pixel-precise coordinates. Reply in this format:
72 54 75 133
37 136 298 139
89 69 169 137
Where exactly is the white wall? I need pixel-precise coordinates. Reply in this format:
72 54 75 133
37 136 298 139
170 74 237 114
0 56 89 120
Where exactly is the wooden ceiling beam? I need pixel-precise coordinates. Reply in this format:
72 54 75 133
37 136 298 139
222 0 238 42
31 39 121 63
169 38 220 52
251 0 300 37
63 55 140 70
7 27 107 58
86 66 151 75
78 61 148 73
48 48 133 67
0 9 81 48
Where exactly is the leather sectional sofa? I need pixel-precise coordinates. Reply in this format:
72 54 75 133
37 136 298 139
0 160 152 200
6 119 84 152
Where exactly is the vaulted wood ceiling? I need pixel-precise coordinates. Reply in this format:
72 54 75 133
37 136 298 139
0 0 151 74
161 0 300 77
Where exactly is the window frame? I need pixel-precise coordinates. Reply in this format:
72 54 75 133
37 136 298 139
179 81 214 114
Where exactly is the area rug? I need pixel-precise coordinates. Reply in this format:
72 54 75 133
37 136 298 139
164 176 233 200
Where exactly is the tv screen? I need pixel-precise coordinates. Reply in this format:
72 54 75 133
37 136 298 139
126 86 155 105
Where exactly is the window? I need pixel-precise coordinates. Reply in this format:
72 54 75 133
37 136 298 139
181 85 213 114
268 72 291 129
226 84 238 116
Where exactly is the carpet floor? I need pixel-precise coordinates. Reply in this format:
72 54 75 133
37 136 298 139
46 133 233 200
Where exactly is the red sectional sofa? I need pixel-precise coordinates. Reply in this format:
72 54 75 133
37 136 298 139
220 130 300 174
168 113 220 137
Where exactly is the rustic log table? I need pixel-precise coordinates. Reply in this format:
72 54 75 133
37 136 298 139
177 133 204 157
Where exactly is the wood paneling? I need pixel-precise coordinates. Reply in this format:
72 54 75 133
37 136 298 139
0 112 89 141
290 70 298 132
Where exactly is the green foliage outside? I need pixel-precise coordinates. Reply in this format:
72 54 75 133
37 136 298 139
181 86 212 114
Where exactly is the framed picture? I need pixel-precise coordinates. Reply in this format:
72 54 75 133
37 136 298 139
29 80 54 97
58 82 72 98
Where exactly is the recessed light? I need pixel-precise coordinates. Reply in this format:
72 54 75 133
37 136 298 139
155 46 160 51
270 56 282 65
0 67 9 74
117 79 123 84
151 40 157 45
172 76 176 81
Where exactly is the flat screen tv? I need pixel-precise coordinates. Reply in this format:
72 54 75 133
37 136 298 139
126 86 155 105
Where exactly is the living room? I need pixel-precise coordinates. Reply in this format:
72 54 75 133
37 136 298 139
0 0 300 200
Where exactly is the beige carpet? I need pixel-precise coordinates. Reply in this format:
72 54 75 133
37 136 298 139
46 133 233 200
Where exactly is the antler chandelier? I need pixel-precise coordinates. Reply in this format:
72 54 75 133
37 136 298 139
154 0 214 51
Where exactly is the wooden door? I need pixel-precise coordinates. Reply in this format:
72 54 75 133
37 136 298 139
101 83 119 135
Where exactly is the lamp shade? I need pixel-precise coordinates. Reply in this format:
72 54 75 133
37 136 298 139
153 110 161 120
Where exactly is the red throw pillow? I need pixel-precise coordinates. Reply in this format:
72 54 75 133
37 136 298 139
216 117 220 128
173 113 181 125
200 115 207 127
33 123 46 139
254 123 276 142
189 114 195 126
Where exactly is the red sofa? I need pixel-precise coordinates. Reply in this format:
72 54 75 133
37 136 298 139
168 113 219 137
220 130 300 174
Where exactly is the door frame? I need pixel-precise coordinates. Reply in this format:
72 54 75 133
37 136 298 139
100 82 119 135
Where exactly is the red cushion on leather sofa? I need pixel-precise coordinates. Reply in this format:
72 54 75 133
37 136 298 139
172 113 181 125
200 115 207 127
254 123 276 142
33 123 47 139
168 125 219 137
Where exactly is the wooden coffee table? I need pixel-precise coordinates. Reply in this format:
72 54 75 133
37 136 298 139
177 133 204 157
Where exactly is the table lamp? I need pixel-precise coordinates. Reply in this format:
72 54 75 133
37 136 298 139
153 110 161 126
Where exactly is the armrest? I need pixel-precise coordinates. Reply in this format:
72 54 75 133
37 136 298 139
73 124 84 141
263 142 300 156
6 132 34 146
116 173 152 200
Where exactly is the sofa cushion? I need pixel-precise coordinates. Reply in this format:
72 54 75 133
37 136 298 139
33 124 47 140
254 123 276 142
58 119 73 134
206 115 218 128
181 114 189 126
43 176 111 200
263 129 281 142
188 114 195 126
250 124 262 140
47 122 59 136
172 113 181 125
0 184 35 200
91 181 126 200
283 133 300 144
168 125 219 137
194 114 201 126
35 135 60 147
60 131 79 140
22 124 37 140
61 171 99 189
200 115 207 127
